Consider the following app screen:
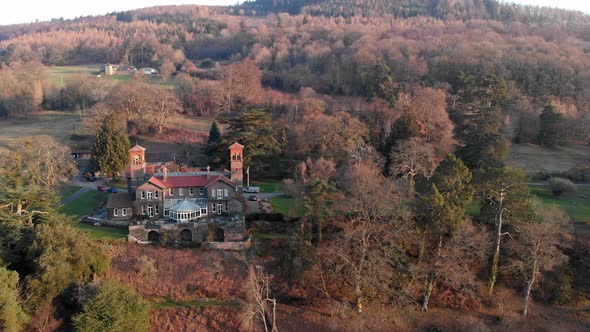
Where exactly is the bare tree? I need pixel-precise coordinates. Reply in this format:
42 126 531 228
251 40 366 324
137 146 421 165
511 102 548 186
508 204 573 316
248 265 278 332
390 137 436 195
151 90 183 133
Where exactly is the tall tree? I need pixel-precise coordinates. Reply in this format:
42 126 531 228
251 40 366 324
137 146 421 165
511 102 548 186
0 267 27 332
476 167 534 294
508 203 572 316
390 137 437 195
224 109 281 172
538 105 563 147
417 154 474 311
91 113 130 179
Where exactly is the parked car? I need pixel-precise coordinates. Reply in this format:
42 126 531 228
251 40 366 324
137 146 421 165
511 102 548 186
244 186 260 193
248 195 259 201
107 188 119 193
97 185 107 191
87 176 97 182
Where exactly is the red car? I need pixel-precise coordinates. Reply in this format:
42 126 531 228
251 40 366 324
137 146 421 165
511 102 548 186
97 185 107 191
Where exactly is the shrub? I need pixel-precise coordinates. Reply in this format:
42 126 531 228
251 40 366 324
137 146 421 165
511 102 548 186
73 280 150 332
549 177 577 196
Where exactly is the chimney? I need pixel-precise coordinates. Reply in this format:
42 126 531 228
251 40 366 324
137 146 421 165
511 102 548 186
207 166 210 180
162 166 168 181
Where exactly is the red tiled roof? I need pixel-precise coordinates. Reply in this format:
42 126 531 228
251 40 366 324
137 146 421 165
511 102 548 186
147 174 234 189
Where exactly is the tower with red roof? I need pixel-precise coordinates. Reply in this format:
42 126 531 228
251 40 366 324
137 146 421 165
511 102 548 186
229 142 244 186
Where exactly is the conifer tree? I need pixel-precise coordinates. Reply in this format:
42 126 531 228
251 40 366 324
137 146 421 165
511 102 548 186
91 113 130 179
0 267 27 332
538 105 563 147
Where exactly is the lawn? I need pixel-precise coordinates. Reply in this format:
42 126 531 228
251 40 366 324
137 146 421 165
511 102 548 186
251 180 284 193
74 223 128 241
466 185 590 223
59 185 82 201
152 297 242 310
0 111 82 153
529 185 590 223
48 64 177 89
59 190 107 218
269 195 304 217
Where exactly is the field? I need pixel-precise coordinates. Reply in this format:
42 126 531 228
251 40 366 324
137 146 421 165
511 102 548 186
530 185 590 223
0 111 81 153
506 143 590 175
269 195 304 217
47 64 177 88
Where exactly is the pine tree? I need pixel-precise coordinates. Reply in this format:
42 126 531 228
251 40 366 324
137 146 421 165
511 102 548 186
0 267 27 332
538 105 563 147
207 122 221 146
91 113 130 179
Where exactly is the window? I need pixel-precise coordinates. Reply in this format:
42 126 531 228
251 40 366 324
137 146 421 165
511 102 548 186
224 188 228 197
189 188 194 195
217 189 223 199
217 203 223 214
199 187 204 195
155 205 159 215
179 188 184 196
147 205 154 217
122 208 127 216
225 202 228 212
155 191 159 199
164 209 169 216
201 208 207 215
211 188 215 197
133 155 140 165
169 188 174 196
113 208 118 216
211 203 216 213
141 191 145 199
147 191 153 200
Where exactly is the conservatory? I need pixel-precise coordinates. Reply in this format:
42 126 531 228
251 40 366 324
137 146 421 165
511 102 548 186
167 199 208 223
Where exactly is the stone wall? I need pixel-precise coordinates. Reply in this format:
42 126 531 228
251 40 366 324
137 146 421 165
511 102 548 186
128 214 246 244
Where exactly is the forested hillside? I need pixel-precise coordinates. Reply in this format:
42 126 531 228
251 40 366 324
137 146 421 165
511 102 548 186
0 1 589 331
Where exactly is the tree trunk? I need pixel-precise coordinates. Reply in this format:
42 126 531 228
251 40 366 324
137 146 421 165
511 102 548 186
523 259 538 316
489 189 505 295
422 233 443 311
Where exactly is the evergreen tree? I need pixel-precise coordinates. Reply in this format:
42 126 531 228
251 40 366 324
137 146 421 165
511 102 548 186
417 154 474 310
73 280 150 332
0 267 27 332
451 73 509 169
538 105 563 147
224 109 281 172
91 113 130 179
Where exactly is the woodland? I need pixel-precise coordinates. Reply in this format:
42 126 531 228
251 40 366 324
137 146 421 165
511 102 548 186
0 0 588 331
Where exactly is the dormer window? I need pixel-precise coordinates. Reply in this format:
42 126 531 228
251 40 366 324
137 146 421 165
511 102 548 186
179 188 184 196
169 188 174 196
199 187 204 195
189 188 194 195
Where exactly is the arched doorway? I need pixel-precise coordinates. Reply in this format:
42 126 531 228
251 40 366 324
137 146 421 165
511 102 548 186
148 231 160 242
180 229 192 242
213 228 224 242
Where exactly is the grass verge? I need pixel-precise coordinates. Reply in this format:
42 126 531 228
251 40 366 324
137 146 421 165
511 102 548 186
251 180 284 193
269 195 303 217
152 297 242 310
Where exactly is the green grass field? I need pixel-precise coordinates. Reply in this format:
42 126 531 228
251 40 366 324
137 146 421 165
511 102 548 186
59 190 127 240
530 185 590 223
152 297 241 310
251 180 284 193
59 190 106 218
466 185 590 223
59 185 83 201
74 223 128 241
269 195 304 217
48 64 176 88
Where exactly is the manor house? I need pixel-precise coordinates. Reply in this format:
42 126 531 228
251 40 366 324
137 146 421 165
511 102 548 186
106 142 247 244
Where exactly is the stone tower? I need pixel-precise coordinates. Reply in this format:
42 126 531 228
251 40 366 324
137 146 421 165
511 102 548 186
128 145 146 179
229 142 244 185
